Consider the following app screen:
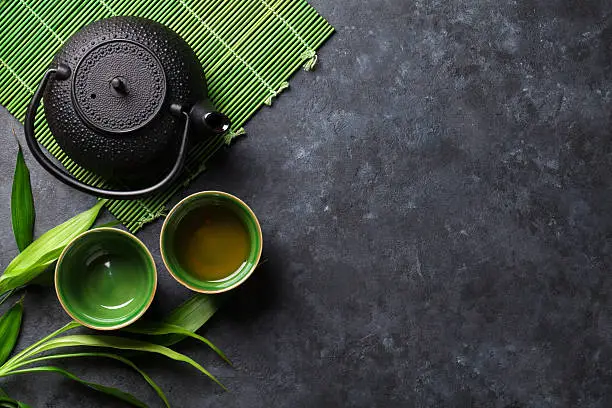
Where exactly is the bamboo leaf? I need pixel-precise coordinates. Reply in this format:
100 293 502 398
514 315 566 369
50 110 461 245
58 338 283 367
5 366 146 408
5 321 81 370
28 268 54 287
125 322 231 365
0 397 31 408
0 300 23 366
0 387 27 408
29 335 226 390
0 290 16 307
164 294 218 330
152 294 219 346
95 220 121 229
0 200 107 295
9 352 169 408
11 132 35 252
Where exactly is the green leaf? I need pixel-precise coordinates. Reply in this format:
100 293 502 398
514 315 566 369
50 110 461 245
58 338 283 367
125 322 231 365
4 321 80 370
29 335 226 390
0 397 31 408
0 389 30 408
0 300 23 366
0 290 16 307
28 268 54 287
164 294 218 330
0 200 107 295
153 294 219 346
10 352 169 408
5 366 146 408
95 220 121 229
11 134 35 253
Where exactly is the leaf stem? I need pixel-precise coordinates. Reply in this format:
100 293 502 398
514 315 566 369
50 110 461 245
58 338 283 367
1 321 80 373
0 290 15 307
2 352 170 408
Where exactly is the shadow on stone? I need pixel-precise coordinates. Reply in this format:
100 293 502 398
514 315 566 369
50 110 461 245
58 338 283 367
219 245 280 323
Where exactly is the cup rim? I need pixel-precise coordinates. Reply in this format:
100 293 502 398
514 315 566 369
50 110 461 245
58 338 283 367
55 227 158 331
160 191 263 294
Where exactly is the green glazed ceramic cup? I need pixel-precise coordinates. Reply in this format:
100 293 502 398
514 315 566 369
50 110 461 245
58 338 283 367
55 228 157 330
160 191 262 293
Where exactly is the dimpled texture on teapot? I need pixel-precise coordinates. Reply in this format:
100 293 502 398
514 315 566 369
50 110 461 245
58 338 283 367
43 17 208 181
72 41 167 133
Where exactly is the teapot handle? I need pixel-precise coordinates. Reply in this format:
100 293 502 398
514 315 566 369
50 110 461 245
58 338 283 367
24 64 191 200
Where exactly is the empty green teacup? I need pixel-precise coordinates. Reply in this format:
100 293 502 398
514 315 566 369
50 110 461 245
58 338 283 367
55 228 157 330
160 191 262 293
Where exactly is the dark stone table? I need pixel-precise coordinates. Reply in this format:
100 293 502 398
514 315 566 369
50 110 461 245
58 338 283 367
1 1 611 406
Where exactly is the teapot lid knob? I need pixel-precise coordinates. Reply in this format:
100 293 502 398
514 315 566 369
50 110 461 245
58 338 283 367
110 76 128 95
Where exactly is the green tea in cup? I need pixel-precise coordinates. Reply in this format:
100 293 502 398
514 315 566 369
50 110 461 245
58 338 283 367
173 204 250 281
161 191 262 293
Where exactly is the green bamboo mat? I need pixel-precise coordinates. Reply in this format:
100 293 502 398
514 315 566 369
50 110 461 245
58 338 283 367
0 0 333 232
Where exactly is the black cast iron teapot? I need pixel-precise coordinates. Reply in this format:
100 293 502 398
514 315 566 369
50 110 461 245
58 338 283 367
25 16 231 199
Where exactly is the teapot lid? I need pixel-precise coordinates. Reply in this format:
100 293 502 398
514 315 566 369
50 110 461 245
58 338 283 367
72 40 167 134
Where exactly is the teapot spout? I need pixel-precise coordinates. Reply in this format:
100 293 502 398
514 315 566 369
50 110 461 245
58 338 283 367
189 99 231 137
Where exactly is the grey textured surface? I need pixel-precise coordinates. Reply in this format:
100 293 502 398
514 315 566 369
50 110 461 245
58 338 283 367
1 0 612 406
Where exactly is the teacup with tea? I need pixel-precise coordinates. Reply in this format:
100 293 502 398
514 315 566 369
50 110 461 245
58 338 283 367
160 191 262 293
